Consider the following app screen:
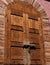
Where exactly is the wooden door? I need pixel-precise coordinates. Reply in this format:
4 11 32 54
5 12 43 65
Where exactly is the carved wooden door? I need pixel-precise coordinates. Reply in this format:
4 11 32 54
5 12 43 65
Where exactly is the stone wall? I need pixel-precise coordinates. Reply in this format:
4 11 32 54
37 0 50 65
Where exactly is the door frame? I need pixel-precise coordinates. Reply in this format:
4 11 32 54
4 1 45 65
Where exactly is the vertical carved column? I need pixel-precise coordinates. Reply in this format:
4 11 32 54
5 8 11 64
38 18 45 65
23 13 30 65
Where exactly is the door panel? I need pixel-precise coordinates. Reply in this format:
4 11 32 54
11 47 23 60
11 30 23 42
11 15 23 26
30 50 41 60
11 30 19 41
